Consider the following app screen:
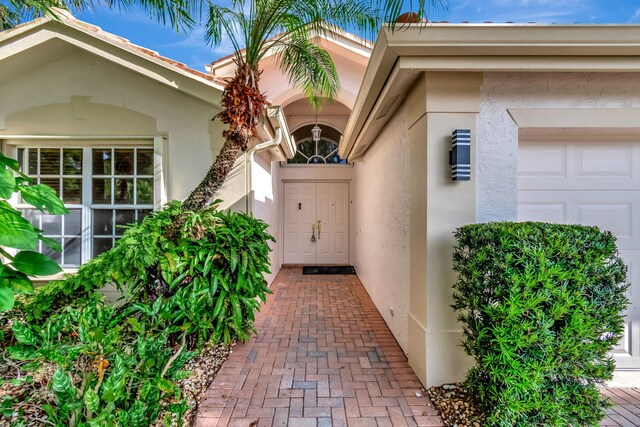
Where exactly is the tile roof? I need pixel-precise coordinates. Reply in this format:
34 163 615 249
64 17 227 86
2 10 226 89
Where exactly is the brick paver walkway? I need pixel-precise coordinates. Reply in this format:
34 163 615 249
601 388 640 426
195 268 444 427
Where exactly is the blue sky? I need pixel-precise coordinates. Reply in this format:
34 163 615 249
76 0 640 72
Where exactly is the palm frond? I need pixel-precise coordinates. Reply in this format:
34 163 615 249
1 0 198 31
204 3 245 64
274 35 339 109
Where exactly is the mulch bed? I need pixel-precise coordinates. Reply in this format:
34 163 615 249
0 342 232 427
155 342 232 426
427 383 485 427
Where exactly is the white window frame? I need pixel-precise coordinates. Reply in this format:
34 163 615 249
4 137 165 271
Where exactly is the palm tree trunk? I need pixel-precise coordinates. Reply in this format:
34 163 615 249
181 64 266 213
164 65 265 240
181 133 243 212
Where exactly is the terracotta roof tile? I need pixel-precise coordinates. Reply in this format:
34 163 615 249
62 16 225 87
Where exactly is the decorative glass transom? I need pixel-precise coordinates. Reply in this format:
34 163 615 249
288 139 346 164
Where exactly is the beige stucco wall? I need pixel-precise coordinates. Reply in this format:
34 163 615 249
477 72 640 222
252 152 281 285
0 49 222 203
352 101 411 353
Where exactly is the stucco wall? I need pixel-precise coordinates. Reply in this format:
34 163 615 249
477 72 640 222
0 50 221 203
253 152 281 285
352 102 411 353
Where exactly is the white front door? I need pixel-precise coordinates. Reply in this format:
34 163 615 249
517 136 640 369
283 182 349 265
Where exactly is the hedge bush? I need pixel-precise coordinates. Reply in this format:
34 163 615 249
1 201 274 425
452 222 629 426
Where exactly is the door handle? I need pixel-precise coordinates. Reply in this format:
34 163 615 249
317 220 321 239
311 223 316 242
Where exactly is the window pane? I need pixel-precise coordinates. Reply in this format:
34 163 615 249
63 149 83 175
114 149 134 175
298 141 314 158
318 141 337 158
137 149 154 175
114 178 134 204
63 238 81 266
42 238 62 264
40 178 60 197
40 149 60 175
65 209 82 235
92 178 111 204
115 210 135 235
93 149 112 175
62 178 82 204
93 209 113 236
136 178 153 204
23 209 40 228
93 238 113 257
28 149 38 175
42 213 62 235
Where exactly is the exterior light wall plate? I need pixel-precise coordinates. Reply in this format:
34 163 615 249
449 129 471 181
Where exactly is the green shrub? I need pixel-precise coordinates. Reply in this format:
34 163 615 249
20 201 273 345
452 222 629 426
2 201 273 426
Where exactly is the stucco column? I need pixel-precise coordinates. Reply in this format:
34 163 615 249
408 72 483 387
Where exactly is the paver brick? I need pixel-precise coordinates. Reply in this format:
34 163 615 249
194 268 444 426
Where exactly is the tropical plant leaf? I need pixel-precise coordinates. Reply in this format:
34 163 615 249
0 201 39 250
0 268 34 294
0 166 16 199
0 284 14 311
0 152 19 170
40 235 62 252
11 322 38 346
52 369 72 396
20 183 68 215
12 251 61 276
84 388 100 413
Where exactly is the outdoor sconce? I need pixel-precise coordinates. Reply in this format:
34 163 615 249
449 129 471 181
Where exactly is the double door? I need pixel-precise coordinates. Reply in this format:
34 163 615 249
283 182 349 265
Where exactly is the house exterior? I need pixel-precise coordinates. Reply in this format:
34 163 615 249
3 14 640 387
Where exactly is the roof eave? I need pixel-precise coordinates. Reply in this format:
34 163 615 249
340 24 640 161
0 15 224 105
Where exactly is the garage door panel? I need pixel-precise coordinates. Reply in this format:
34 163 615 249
520 140 640 191
577 203 632 239
518 202 566 223
519 137 640 369
519 191 640 249
519 143 566 177
575 144 632 178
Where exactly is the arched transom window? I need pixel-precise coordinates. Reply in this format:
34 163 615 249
288 139 346 164
287 124 347 165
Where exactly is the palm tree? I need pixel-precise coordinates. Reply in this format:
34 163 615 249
1 0 196 31
180 0 441 212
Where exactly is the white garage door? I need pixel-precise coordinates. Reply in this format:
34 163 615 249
518 135 640 369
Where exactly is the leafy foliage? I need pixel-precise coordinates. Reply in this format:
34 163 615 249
452 222 629 426
0 153 65 311
2 200 273 425
2 0 198 32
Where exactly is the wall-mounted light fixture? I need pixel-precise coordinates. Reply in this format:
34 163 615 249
449 129 471 181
